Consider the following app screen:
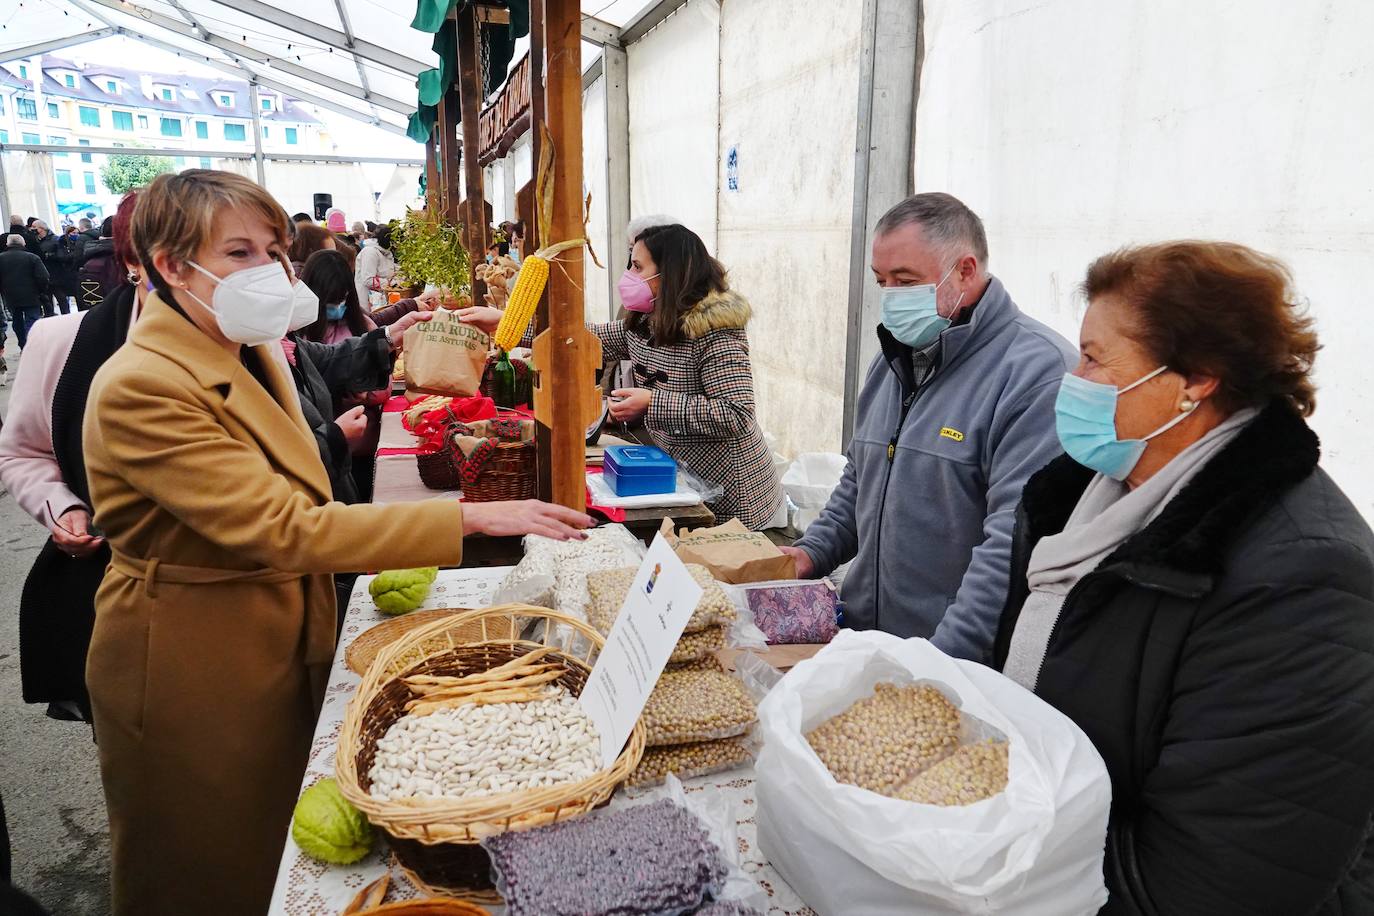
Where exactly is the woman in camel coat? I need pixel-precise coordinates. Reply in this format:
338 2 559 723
82 169 590 916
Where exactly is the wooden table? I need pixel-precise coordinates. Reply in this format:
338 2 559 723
372 411 716 566
265 569 816 915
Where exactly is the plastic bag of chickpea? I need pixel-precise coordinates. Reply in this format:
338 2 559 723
754 630 1113 916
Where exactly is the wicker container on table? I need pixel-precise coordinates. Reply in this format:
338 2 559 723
335 605 645 901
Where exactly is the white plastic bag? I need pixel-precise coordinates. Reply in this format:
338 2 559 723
781 453 847 533
755 630 1110 916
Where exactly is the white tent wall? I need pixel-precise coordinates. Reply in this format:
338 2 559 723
376 166 423 220
626 0 720 249
716 0 865 458
915 0 1374 518
583 73 613 321
262 161 379 225
2 152 58 225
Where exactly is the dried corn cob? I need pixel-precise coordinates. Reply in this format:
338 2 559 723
492 239 586 351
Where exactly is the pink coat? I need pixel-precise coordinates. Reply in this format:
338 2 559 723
0 312 89 528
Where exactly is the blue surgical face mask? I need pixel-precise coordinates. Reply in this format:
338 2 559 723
879 263 962 348
1055 365 1197 480
325 302 347 321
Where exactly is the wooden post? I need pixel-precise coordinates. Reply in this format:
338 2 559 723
529 0 553 503
424 128 439 212
539 0 599 512
457 3 488 295
441 82 462 226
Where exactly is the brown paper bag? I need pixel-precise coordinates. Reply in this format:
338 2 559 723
659 518 797 584
402 308 491 397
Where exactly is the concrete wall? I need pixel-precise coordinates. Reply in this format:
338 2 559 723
915 0 1374 517
716 0 864 458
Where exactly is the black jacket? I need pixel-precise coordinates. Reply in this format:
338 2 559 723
39 232 82 286
993 402 1374 915
77 238 121 311
0 248 51 310
287 329 392 504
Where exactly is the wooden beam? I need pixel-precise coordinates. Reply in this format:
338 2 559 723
456 4 488 295
543 0 597 511
424 130 440 212
529 0 553 504
441 82 463 226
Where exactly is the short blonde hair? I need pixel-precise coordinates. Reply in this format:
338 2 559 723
132 169 289 298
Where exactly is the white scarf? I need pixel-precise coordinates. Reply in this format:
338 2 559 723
1003 407 1258 691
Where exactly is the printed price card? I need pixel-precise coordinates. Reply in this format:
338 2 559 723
579 535 704 767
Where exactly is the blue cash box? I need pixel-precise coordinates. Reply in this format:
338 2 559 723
602 445 678 496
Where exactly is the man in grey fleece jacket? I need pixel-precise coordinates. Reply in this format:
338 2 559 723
783 194 1075 663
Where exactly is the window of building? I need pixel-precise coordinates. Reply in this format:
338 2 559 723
47 102 59 119
195 120 208 140
56 170 72 190
262 126 269 139
113 110 133 131
64 74 76 88
224 122 246 142
261 97 274 111
17 98 37 121
84 173 97 195
21 132 40 145
160 86 175 101
160 117 183 138
0 130 8 144
218 93 234 107
79 139 92 163
79 106 100 127
18 65 27 79
137 115 149 129
200 157 212 169
48 136 67 156
106 79 118 93
285 127 298 145
0 96 5 116
175 156 186 168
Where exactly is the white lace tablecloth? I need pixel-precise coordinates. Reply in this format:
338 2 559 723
267 568 816 916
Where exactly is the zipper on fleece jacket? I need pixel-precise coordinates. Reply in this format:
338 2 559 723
872 386 926 631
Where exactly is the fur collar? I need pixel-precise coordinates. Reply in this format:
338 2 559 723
1021 400 1320 575
681 289 751 340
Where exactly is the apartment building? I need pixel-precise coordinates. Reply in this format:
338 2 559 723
0 54 325 219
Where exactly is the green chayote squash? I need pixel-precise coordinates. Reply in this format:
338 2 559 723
291 778 373 865
368 566 439 615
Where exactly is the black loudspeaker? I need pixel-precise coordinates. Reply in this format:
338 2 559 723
312 193 333 221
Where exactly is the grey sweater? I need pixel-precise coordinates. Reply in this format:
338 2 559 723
796 277 1075 662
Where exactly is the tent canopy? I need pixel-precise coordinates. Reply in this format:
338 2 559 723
0 0 673 139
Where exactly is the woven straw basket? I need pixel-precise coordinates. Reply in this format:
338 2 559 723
335 604 646 899
345 609 480 677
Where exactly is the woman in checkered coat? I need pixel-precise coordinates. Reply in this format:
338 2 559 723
466 223 784 529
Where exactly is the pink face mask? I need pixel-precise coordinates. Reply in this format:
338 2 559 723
618 269 659 313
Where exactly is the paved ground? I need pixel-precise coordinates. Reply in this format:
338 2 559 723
0 336 113 914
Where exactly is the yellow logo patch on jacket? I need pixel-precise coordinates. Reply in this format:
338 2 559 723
939 427 965 442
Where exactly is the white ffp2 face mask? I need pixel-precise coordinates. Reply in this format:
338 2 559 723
287 280 321 332
184 260 296 345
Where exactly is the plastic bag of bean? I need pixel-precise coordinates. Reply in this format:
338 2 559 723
642 665 758 746
754 630 1112 916
495 524 646 650
483 775 767 916
626 736 754 788
586 564 737 635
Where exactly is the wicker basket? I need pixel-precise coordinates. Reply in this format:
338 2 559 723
353 901 490 916
335 605 645 900
345 609 478 677
416 449 461 490
459 439 536 502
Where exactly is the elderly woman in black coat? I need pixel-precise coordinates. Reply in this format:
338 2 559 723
993 241 1374 914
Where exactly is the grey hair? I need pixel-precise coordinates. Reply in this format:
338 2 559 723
6 234 25 248
876 192 989 271
627 214 680 247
